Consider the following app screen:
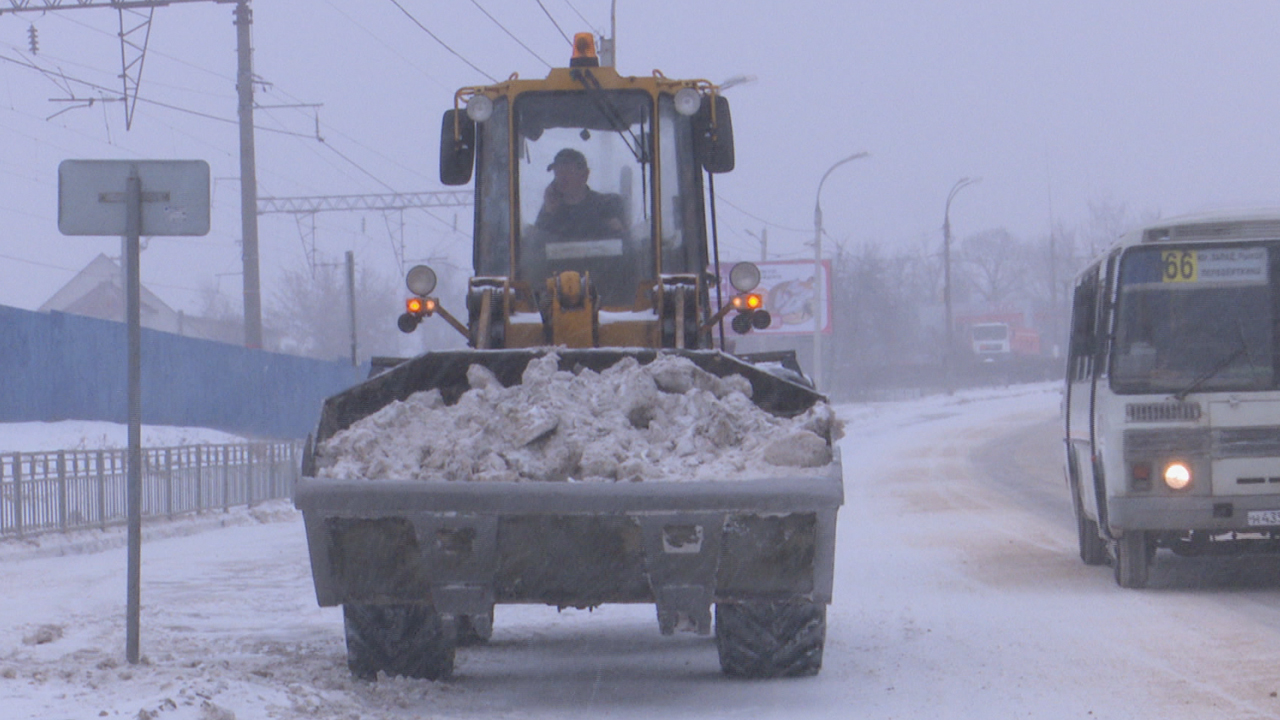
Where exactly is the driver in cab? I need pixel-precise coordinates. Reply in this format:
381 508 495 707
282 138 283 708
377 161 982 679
535 148 625 239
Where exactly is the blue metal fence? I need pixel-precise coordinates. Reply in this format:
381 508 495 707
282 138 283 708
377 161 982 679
0 305 367 438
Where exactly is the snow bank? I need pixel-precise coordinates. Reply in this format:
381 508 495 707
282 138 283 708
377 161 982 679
316 353 841 483
0 421 254 454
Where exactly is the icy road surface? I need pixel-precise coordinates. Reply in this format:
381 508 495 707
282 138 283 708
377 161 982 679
5 383 1280 719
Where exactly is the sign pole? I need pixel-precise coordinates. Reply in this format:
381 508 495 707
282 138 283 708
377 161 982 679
125 171 143 664
57 158 210 663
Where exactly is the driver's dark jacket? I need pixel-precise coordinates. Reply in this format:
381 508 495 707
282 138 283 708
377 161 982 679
534 189 625 239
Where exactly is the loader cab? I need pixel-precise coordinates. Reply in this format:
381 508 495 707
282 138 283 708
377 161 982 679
440 38 733 313
428 34 747 350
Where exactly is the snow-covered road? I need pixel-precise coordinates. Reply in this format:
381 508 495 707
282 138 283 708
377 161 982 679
5 384 1280 719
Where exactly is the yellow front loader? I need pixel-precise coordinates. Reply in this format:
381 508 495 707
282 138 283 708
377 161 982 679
295 35 841 682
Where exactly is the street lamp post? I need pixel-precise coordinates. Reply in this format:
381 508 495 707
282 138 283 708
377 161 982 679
813 151 869 392
942 176 981 392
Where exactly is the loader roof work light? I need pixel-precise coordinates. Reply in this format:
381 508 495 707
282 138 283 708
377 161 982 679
1163 462 1192 491
674 87 702 116
466 94 494 123
729 262 761 293
406 264 437 296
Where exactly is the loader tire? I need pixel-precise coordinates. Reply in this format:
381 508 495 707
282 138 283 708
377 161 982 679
343 604 455 681
714 601 825 678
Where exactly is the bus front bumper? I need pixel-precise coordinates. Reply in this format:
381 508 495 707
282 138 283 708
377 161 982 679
1108 495 1280 533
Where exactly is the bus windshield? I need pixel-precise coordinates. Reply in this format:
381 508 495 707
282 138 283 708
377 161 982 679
1110 244 1275 394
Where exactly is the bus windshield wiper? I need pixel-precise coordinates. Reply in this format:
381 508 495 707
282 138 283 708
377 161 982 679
1174 323 1250 401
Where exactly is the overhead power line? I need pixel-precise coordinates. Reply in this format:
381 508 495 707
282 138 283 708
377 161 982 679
535 0 572 45
467 0 552 68
386 0 497 82
0 53 311 138
560 0 602 36
715 194 811 234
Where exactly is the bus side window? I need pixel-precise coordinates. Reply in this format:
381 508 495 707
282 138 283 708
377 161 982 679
1069 269 1100 382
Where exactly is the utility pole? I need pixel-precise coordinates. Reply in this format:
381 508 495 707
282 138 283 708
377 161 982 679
598 0 617 67
943 176 981 393
345 250 358 367
234 0 262 348
812 152 869 392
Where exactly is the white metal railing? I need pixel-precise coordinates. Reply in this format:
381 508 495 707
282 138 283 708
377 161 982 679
0 441 302 539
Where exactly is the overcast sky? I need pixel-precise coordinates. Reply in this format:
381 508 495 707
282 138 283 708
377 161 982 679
1 1 1278 317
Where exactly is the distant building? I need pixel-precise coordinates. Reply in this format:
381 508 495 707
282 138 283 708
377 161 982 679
37 253 243 345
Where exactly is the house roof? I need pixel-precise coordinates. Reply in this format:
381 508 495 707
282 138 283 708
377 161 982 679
38 253 179 328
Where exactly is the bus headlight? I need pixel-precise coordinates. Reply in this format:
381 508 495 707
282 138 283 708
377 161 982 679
1163 462 1192 490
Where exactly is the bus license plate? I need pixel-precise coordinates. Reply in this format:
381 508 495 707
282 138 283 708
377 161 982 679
1246 510 1280 527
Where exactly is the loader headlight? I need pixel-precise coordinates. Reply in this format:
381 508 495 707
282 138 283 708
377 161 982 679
406 264 438 296
674 87 702 116
1163 462 1192 490
466 94 494 122
728 262 761 293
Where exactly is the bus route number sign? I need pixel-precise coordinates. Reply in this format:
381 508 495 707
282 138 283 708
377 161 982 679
1161 248 1267 285
1161 250 1197 282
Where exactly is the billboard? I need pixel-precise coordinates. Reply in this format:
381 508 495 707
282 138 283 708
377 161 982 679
718 259 831 335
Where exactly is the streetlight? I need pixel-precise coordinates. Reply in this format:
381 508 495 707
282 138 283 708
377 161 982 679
942 176 982 392
812 152 869 392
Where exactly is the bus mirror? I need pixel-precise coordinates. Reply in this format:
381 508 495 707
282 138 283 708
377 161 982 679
694 95 734 174
440 109 476 186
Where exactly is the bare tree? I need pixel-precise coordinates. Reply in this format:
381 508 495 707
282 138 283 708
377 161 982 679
960 228 1029 305
1080 197 1160 258
266 259 402 363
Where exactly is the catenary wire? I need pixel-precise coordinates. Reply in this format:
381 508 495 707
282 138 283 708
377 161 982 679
467 0 552 68
559 0 603 36
534 0 572 45
386 0 498 82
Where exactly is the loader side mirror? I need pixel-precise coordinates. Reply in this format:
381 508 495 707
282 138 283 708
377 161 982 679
694 95 734 174
440 109 476 186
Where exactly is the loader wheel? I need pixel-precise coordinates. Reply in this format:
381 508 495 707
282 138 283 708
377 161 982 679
1113 531 1152 589
343 604 455 681
714 601 825 678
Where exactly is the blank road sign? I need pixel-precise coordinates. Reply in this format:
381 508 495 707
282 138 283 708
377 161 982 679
58 159 211 237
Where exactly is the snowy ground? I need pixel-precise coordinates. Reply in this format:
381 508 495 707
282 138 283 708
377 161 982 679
0 421 252 454
5 384 1280 719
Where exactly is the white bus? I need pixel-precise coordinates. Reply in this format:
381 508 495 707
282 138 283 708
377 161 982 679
1065 211 1280 588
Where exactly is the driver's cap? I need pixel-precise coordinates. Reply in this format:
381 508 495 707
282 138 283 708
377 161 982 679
547 148 587 171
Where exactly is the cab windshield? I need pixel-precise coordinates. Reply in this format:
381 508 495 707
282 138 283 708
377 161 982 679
1110 244 1277 394
514 91 652 306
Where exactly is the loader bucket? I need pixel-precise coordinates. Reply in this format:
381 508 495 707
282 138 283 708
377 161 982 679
308 348 824 459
